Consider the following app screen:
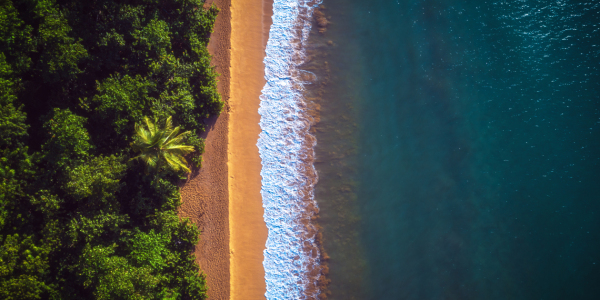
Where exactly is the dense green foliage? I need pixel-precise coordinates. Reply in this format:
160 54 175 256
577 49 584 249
0 0 221 298
131 116 195 174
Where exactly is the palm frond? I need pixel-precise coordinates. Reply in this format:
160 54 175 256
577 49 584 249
163 145 195 157
132 127 154 151
162 126 182 144
143 117 156 135
164 152 191 173
164 116 174 132
131 115 196 173
164 130 190 147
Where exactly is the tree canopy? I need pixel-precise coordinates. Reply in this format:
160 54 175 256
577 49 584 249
0 0 221 298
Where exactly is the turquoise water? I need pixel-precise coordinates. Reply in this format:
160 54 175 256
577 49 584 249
313 1 600 299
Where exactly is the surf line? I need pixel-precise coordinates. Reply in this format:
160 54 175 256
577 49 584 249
257 0 324 299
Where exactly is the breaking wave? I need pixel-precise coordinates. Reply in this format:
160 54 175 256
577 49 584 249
258 0 323 299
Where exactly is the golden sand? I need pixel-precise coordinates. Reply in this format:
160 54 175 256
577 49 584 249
180 0 271 299
229 0 272 299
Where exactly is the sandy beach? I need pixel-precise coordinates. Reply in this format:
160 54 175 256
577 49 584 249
179 0 270 299
229 0 271 299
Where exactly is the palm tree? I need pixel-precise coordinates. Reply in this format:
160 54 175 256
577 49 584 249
131 116 195 173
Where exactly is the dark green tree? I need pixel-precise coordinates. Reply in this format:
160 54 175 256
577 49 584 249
0 31 54 300
1 0 219 298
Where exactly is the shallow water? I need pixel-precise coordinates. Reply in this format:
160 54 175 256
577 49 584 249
259 1 324 299
311 0 600 299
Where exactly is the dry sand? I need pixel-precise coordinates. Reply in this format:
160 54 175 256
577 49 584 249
179 0 271 299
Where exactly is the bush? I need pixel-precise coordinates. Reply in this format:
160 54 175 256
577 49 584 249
0 0 220 298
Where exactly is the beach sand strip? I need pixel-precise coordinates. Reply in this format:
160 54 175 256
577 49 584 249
229 0 271 299
179 0 231 299
179 0 270 299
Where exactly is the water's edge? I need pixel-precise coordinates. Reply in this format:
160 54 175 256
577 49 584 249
258 0 323 299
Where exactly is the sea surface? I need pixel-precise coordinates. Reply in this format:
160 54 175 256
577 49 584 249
260 0 600 299
310 0 600 299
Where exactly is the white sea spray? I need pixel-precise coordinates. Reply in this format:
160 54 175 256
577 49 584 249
258 0 323 299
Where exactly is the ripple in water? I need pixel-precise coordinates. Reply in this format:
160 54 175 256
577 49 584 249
258 0 323 299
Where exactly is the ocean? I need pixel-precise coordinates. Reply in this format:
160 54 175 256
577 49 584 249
259 0 600 299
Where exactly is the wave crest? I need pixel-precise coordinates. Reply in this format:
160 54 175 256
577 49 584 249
258 0 323 299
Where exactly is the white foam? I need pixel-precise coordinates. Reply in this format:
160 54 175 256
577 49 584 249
258 0 323 299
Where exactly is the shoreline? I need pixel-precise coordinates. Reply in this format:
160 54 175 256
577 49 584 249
229 0 272 299
256 1 326 298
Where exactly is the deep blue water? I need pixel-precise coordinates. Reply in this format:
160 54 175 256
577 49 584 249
313 1 600 299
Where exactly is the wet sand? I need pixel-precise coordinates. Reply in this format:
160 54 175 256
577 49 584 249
229 0 272 299
179 0 270 299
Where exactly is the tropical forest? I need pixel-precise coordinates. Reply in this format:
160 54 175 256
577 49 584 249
0 0 222 298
